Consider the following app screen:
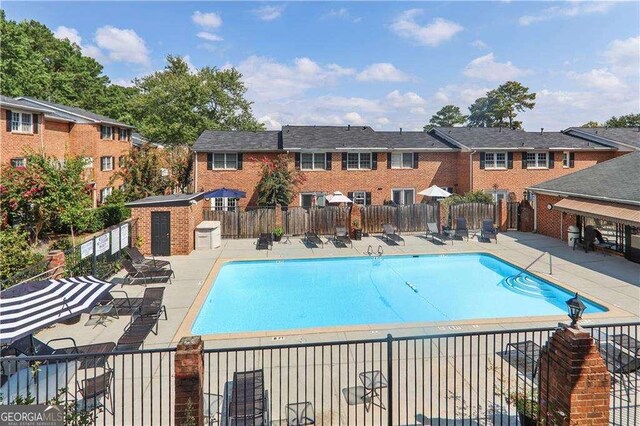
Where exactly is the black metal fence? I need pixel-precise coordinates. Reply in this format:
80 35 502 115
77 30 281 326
1 323 637 425
1 219 135 289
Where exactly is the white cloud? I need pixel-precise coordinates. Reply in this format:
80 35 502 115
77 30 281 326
111 78 134 88
183 55 197 74
235 55 355 101
375 117 391 127
463 53 531 82
432 84 490 106
325 8 350 19
519 1 615 26
603 36 640 76
470 39 487 49
53 26 82 46
314 96 384 113
91 26 150 65
385 90 426 108
567 68 626 90
197 31 223 42
356 63 409 82
390 9 463 47
192 11 222 28
253 5 284 21
258 115 282 130
82 45 105 62
344 112 366 125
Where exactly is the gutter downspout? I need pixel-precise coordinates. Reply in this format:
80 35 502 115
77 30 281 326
193 151 198 193
469 150 476 192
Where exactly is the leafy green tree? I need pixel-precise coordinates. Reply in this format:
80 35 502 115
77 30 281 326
0 11 134 122
581 121 600 128
467 97 498 127
605 113 640 127
0 155 92 243
255 154 305 206
129 55 264 146
426 105 467 128
166 145 193 193
111 145 168 201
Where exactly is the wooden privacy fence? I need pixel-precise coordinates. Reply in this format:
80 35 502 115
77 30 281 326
283 206 350 235
361 204 439 234
506 201 519 230
203 208 275 238
449 202 496 229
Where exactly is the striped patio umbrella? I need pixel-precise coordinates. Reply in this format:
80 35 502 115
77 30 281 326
0 276 115 345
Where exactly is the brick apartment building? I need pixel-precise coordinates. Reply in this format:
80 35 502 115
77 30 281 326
192 125 637 210
1 95 135 206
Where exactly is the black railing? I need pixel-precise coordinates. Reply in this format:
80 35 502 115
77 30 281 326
1 323 637 425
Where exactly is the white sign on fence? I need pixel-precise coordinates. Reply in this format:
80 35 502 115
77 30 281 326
120 224 129 249
110 227 120 255
95 234 109 255
80 240 93 259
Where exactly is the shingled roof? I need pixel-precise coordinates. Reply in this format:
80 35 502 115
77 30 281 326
16 97 133 127
564 127 640 151
431 127 614 150
529 152 640 205
193 130 281 152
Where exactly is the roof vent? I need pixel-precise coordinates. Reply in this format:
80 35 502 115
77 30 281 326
540 128 544 135
347 124 351 131
521 142 525 147
399 127 402 134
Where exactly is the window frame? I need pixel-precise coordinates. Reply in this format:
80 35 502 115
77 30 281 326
391 188 415 205
210 197 238 211
10 157 27 168
526 152 549 169
100 187 112 203
101 125 113 140
83 157 94 169
352 191 368 206
390 152 414 169
484 151 508 170
562 151 570 168
300 192 327 208
118 128 130 141
100 156 114 171
211 153 238 170
11 111 33 134
346 152 372 170
300 152 326 171
118 156 126 168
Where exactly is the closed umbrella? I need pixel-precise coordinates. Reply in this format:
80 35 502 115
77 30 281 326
418 185 452 198
325 191 353 204
0 276 116 345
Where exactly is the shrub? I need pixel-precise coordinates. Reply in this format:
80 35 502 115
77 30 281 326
50 237 73 251
0 227 45 285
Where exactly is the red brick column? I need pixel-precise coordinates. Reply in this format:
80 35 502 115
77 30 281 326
497 199 508 232
175 336 204 426
538 326 610 425
46 250 65 279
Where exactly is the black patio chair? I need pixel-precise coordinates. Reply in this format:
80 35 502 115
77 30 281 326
96 290 143 316
382 223 404 246
256 233 273 250
135 287 168 321
455 217 469 240
334 227 353 248
115 316 161 351
573 225 597 253
124 246 172 270
122 259 174 286
228 369 268 426
303 232 324 248
480 219 498 243
598 340 640 399
74 368 114 416
425 222 449 245
503 340 541 380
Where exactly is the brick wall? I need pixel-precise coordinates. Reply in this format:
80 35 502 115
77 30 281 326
1 110 49 163
535 193 578 241
469 151 616 201
195 151 459 207
130 199 205 256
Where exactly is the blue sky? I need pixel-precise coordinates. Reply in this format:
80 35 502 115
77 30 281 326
4 1 639 130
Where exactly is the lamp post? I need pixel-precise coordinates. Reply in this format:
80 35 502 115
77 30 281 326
566 292 586 328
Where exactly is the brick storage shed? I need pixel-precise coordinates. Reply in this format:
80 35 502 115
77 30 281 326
126 193 205 256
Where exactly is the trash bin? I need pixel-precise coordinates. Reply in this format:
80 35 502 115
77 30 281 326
567 225 580 247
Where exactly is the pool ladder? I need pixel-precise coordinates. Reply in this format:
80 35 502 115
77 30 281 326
367 245 384 259
511 251 553 279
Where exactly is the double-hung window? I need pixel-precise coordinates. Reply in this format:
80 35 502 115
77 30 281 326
347 152 371 170
118 156 126 168
391 152 413 169
211 197 238 211
391 188 415 205
352 191 367 205
83 157 94 168
10 158 26 168
212 153 238 170
118 128 129 141
526 152 548 169
101 125 113 140
100 187 112 203
301 153 326 170
11 112 33 133
484 152 507 169
100 156 114 171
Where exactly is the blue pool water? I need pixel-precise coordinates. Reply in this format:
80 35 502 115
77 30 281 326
191 253 606 335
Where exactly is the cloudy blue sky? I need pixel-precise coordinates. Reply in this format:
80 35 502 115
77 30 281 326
4 1 639 131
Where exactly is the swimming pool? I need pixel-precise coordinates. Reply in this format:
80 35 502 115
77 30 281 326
191 253 606 335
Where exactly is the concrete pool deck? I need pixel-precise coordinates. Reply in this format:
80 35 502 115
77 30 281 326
35 231 639 350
